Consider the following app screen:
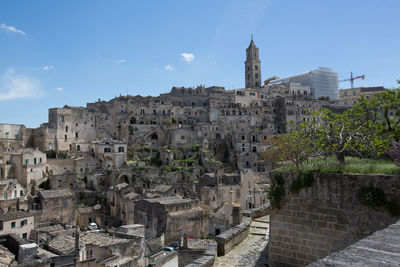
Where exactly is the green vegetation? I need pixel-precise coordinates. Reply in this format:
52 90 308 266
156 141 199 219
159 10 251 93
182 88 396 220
133 165 155 171
267 173 285 208
290 171 314 193
267 85 400 169
207 157 223 166
277 156 400 175
358 185 400 216
77 177 85 184
45 150 68 159
77 203 85 209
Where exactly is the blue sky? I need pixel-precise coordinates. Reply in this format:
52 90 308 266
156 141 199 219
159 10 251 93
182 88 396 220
1 0 399 127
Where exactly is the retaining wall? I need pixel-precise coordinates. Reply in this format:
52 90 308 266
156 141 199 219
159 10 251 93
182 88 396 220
215 217 251 256
269 172 400 266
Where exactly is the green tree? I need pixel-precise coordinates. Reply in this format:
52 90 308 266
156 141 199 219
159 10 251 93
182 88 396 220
263 131 312 170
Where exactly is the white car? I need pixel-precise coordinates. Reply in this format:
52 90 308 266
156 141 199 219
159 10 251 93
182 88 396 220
88 222 98 230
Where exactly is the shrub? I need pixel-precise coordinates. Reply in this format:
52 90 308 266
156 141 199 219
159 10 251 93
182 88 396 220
267 173 285 208
291 171 314 193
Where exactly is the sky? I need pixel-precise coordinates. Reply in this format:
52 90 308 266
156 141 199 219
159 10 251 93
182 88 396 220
1 0 399 127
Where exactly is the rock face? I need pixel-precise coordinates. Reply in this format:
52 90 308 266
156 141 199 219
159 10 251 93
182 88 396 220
269 172 400 267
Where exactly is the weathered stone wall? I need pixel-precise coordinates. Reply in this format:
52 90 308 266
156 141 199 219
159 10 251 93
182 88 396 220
215 217 251 256
243 202 270 219
269 172 400 267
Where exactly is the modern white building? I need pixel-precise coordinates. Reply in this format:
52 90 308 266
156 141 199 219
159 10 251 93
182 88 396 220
269 67 339 100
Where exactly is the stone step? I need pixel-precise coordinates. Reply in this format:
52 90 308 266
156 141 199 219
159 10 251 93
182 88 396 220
253 216 270 224
250 228 269 236
250 221 269 229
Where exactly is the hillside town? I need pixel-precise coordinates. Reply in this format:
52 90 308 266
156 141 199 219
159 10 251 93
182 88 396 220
0 39 395 267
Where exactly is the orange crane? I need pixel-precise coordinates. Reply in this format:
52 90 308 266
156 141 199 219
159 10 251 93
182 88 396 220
340 72 365 88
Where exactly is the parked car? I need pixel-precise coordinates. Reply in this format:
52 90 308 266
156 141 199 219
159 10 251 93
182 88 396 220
168 242 180 249
161 246 175 253
88 222 98 230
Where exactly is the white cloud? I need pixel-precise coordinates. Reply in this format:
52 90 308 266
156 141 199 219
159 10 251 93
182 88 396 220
0 24 26 35
114 59 126 63
180 53 195 62
165 65 174 71
42 65 54 71
55 87 64 92
0 68 42 101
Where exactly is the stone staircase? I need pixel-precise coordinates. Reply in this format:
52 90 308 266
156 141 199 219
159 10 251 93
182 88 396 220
250 215 269 236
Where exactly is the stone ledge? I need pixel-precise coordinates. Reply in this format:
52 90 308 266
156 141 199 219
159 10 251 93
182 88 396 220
243 202 270 219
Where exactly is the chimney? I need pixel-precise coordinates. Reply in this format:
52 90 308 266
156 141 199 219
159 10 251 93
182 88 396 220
74 227 80 263
182 233 188 249
229 190 234 204
232 206 242 226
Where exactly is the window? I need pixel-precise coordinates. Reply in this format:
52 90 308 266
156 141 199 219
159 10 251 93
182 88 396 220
39 158 42 163
77 145 80 151
34 158 37 164
104 147 111 153
86 249 93 259
181 135 185 140
5 132 9 139
255 73 258 79
22 233 27 239
25 159 29 165
66 126 68 132
118 147 124 152
11 222 16 228
65 135 67 140
75 132 78 138
21 220 27 227
255 65 258 70
20 190 23 197
60 116 64 122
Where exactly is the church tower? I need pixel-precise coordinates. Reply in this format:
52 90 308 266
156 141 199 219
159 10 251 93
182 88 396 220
245 37 261 88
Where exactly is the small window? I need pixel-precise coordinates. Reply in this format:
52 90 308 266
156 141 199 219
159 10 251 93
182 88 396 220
77 145 80 151
21 220 27 227
34 158 37 164
39 158 42 163
75 132 78 138
118 147 124 153
20 190 23 197
22 233 27 239
65 135 67 140
11 222 16 228
255 65 258 70
25 159 29 165
181 135 185 140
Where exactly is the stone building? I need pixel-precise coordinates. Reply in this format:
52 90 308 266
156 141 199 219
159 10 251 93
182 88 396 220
36 189 75 224
0 211 35 239
134 196 207 244
8 148 47 187
0 179 25 200
339 86 386 105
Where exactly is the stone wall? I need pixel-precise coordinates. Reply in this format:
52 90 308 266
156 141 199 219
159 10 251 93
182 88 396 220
243 202 270 219
269 172 400 266
215 217 251 256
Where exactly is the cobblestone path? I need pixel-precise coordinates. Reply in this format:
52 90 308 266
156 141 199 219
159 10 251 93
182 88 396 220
214 216 269 267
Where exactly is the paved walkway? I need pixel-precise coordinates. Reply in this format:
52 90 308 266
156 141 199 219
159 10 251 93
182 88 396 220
214 216 269 267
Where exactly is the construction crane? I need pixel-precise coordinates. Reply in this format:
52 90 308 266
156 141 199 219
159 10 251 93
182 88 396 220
340 72 365 88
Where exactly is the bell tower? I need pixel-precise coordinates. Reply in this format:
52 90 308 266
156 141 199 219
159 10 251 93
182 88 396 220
245 36 261 88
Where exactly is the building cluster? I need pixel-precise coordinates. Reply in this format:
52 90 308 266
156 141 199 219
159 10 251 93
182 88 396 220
0 39 386 266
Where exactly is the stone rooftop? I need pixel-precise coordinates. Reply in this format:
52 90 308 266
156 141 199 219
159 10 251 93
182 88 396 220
39 189 74 199
49 232 131 255
309 219 400 266
0 210 36 221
